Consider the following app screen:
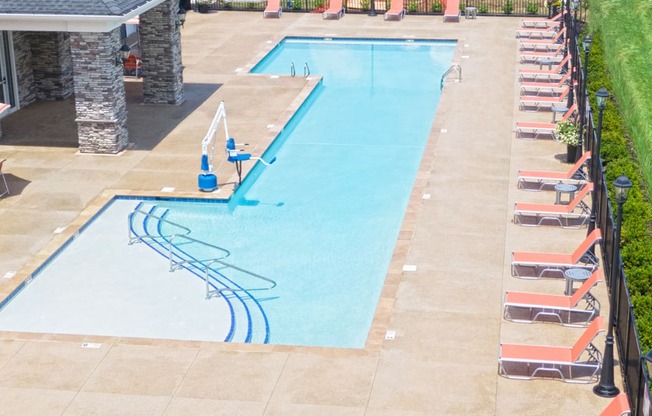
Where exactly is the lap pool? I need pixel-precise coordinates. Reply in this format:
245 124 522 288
0 38 456 348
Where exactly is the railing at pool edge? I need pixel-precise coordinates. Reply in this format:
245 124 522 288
204 258 277 300
440 64 461 90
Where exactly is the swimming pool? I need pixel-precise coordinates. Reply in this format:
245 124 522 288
0 37 456 348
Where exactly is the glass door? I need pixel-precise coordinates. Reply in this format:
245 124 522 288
0 31 17 113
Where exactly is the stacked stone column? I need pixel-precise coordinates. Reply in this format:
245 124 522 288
140 0 184 105
69 28 128 154
30 32 74 101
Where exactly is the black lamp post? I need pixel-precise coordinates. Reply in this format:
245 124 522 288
587 88 608 235
368 0 377 16
575 36 592 162
118 43 131 66
594 174 632 398
566 0 579 108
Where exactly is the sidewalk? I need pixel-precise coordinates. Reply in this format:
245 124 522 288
0 11 621 415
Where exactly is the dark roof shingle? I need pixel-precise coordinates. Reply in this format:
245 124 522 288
0 0 153 16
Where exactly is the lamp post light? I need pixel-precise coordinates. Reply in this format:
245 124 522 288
594 174 633 398
587 88 608 236
575 36 592 163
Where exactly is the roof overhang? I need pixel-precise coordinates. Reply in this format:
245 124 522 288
0 0 165 32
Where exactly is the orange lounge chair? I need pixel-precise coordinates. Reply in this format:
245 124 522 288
513 182 593 228
511 229 601 279
515 103 577 140
516 26 560 39
519 84 572 111
519 29 564 51
323 0 345 19
0 103 9 115
520 10 565 28
600 393 631 416
443 0 460 22
520 71 570 95
498 316 605 383
263 0 282 17
516 149 589 190
503 269 602 326
519 54 571 81
520 42 566 63
384 0 405 20
0 158 9 197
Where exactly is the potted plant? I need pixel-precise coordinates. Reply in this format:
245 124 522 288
555 120 579 163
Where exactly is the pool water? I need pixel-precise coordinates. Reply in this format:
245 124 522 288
0 38 456 348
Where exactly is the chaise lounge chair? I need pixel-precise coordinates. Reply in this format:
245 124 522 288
518 54 571 82
519 29 564 51
511 228 601 279
513 182 593 228
519 84 572 111
600 393 631 416
516 26 560 39
498 316 604 383
515 103 577 140
516 149 589 190
0 158 9 197
503 269 602 326
263 0 282 17
520 42 566 64
443 0 461 22
520 71 570 95
384 0 405 20
520 10 565 28
323 0 345 19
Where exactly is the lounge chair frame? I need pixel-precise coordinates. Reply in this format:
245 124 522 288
513 183 593 229
384 0 405 20
503 269 602 327
498 316 604 383
516 149 588 190
0 159 8 198
323 0 345 19
511 229 602 279
600 393 631 416
514 103 578 140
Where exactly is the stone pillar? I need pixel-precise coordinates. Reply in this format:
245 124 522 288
140 0 184 105
69 28 128 154
12 31 36 107
30 32 74 100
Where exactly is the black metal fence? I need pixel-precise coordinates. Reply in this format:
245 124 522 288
572 8 651 414
190 0 565 16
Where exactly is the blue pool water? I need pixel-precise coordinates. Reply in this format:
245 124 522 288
0 38 456 348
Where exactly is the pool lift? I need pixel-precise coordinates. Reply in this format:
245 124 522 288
198 101 277 191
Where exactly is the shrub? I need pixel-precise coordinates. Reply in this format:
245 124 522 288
408 1 418 12
315 0 324 7
360 0 369 9
502 0 513 14
526 2 538 14
430 1 442 12
293 0 303 8
478 3 488 13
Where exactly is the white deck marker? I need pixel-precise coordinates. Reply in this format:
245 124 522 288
234 67 243 72
161 187 175 192
3 271 15 279
402 264 417 272
461 55 470 59
267 124 275 128
53 226 66 234
81 342 102 349
440 128 448 133
270 75 280 79
385 330 396 340
464 43 470 47
422 193 431 200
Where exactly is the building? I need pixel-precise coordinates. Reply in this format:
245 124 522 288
0 0 185 153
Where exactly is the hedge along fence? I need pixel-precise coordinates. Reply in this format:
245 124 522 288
193 0 567 16
585 24 652 349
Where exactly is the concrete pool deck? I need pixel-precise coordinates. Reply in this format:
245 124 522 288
0 11 624 416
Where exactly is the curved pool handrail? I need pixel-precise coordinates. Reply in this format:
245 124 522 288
128 205 191 244
168 234 231 271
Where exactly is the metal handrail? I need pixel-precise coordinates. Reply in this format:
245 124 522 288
290 62 296 77
204 258 277 299
128 207 191 245
168 234 231 272
440 64 462 90
304 63 310 78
